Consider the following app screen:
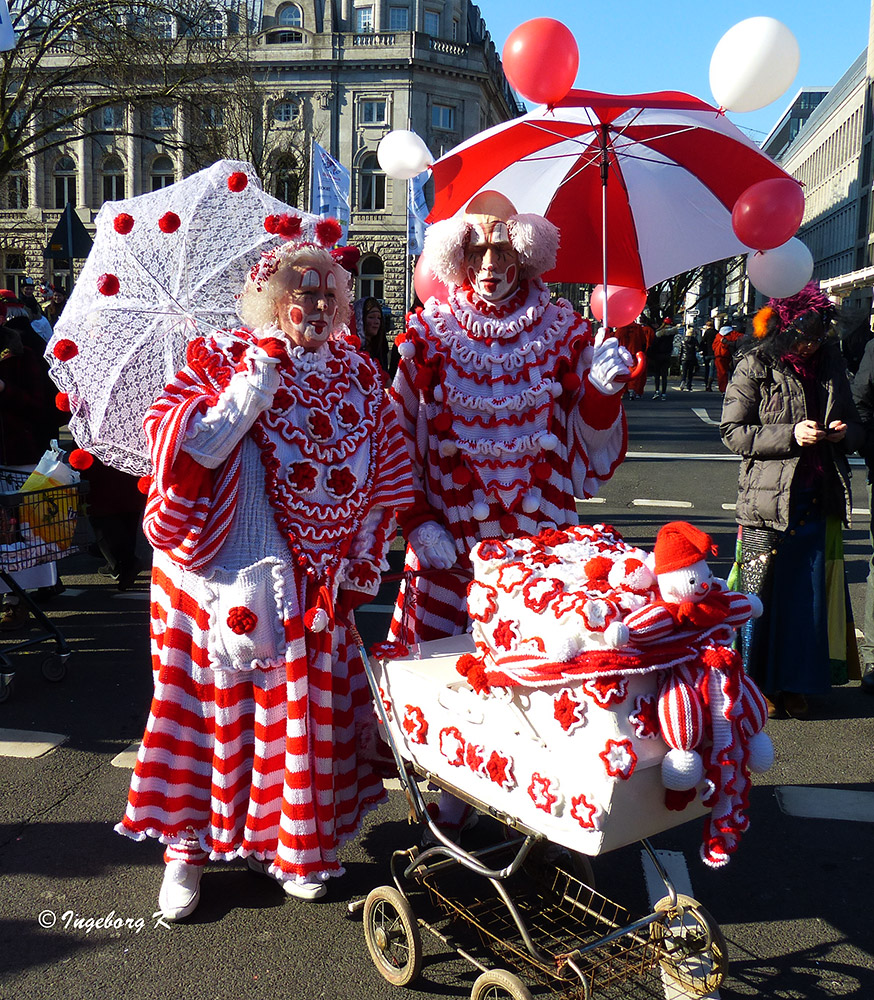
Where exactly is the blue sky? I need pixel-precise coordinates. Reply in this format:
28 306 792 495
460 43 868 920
479 0 870 143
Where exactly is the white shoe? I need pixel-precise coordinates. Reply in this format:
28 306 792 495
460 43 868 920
158 861 203 921
247 856 327 901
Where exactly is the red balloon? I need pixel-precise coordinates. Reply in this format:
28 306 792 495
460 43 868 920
414 255 449 304
502 19 579 106
731 177 805 251
590 284 648 329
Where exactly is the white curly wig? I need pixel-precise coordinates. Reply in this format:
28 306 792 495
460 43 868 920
237 243 352 331
423 210 560 287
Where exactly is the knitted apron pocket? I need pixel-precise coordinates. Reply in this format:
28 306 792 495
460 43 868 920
203 557 287 671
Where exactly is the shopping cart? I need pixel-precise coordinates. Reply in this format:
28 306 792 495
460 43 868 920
349 624 729 1000
0 466 90 702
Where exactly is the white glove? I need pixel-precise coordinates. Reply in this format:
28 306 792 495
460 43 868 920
588 330 634 396
408 521 457 570
244 344 283 397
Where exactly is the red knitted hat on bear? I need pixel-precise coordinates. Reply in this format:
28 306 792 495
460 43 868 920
653 521 716 575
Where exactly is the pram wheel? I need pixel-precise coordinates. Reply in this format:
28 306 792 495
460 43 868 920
363 885 423 986
0 671 14 702
652 893 728 995
40 653 67 683
470 968 533 999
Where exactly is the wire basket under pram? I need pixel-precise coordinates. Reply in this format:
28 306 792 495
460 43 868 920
0 465 90 701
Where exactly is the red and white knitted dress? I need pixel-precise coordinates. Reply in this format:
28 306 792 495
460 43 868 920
117 330 414 884
389 280 627 643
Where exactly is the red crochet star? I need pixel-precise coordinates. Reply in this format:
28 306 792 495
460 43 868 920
402 706 428 744
582 675 629 708
570 792 600 830
485 749 514 789
553 689 586 733
492 619 518 650
527 773 559 813
629 695 660 739
599 738 637 780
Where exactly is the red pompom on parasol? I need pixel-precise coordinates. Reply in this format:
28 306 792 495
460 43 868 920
113 213 135 235
158 212 181 234
69 449 94 470
53 339 79 361
55 392 71 412
227 171 248 192
97 273 120 296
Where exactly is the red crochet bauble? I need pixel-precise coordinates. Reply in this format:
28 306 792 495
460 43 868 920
158 212 181 234
452 466 472 486
97 273 120 296
55 392 71 412
315 217 342 247
433 412 452 432
69 449 94 470
137 476 151 494
113 213 135 235
562 372 582 392
227 171 248 192
53 339 79 361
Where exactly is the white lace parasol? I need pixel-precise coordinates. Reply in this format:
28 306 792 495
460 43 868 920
47 160 320 477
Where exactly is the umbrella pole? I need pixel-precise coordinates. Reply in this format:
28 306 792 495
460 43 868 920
600 124 610 332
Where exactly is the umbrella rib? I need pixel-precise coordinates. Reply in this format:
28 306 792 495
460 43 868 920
116 241 199 318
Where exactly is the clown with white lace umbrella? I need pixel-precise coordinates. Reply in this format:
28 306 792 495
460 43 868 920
47 160 319 477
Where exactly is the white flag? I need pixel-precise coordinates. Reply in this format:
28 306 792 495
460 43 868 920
310 141 350 243
0 0 16 51
408 170 429 255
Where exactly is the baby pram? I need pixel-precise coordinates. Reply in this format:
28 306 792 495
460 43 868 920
0 466 89 702
350 627 729 999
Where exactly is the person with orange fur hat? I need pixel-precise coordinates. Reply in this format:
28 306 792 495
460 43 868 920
720 283 863 718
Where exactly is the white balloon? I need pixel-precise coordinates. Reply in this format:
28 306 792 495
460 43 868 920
376 130 433 180
746 239 813 299
709 17 800 113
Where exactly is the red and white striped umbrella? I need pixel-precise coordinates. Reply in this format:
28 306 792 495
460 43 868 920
428 89 793 290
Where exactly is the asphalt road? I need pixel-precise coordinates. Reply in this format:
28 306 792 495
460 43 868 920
1 381 873 1000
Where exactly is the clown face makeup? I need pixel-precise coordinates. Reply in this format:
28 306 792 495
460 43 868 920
463 219 520 303
279 265 339 350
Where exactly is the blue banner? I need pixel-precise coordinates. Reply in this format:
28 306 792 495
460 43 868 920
408 170 429 255
310 141 350 243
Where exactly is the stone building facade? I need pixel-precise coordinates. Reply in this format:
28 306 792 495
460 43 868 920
2 0 522 326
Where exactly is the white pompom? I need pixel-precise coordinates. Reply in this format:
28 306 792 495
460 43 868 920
472 502 490 521
604 621 629 648
433 385 444 402
307 608 330 633
747 594 764 618
549 381 562 398
661 749 704 790
540 433 558 451
398 341 416 359
746 730 775 773
522 490 540 514
438 440 457 457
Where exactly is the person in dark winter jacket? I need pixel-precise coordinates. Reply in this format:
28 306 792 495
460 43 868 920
678 326 700 390
647 318 675 399
850 335 874 694
720 283 863 719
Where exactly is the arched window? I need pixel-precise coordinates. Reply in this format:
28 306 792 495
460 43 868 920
201 7 224 37
273 3 302 42
358 154 385 211
273 101 300 124
359 254 384 299
272 156 300 205
102 155 125 202
54 155 77 208
151 156 175 191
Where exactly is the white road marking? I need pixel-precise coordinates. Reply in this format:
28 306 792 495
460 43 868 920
721 503 736 511
111 742 142 768
776 786 874 823
0 728 67 758
692 408 720 427
631 499 694 509
641 848 721 999
576 496 607 504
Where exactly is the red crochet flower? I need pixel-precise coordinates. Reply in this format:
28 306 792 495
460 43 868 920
337 402 359 428
315 217 342 247
227 171 248 192
273 387 294 410
539 528 570 547
355 364 375 392
553 689 586 733
485 750 513 789
227 606 258 635
97 273 120 296
113 213 135 234
370 641 409 660
53 339 78 361
270 213 302 239
158 211 181 234
347 561 378 587
288 462 317 491
326 466 356 496
307 409 333 441
492 619 518 651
